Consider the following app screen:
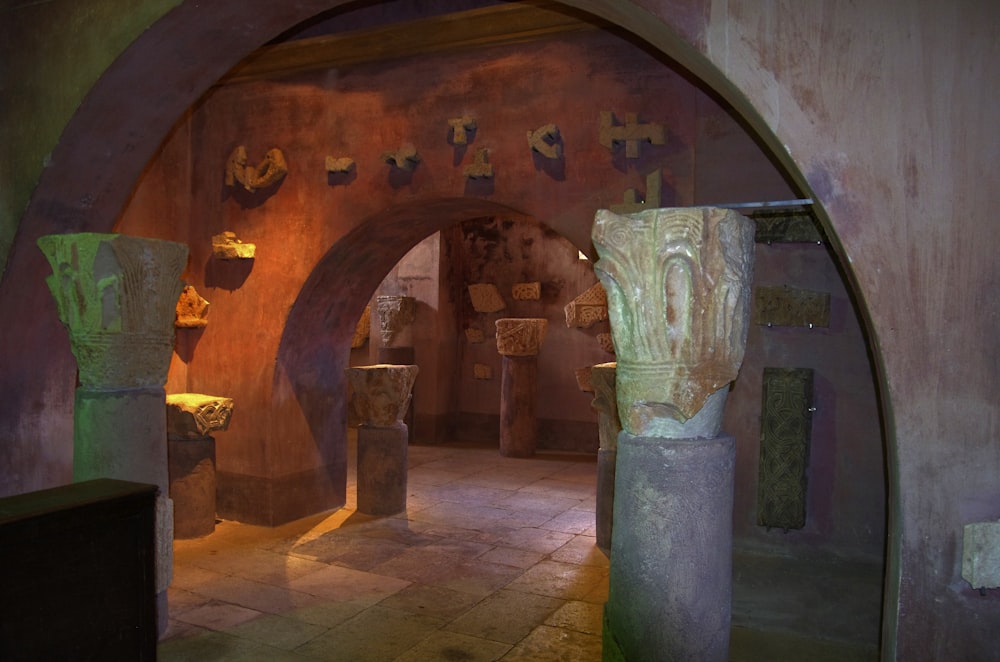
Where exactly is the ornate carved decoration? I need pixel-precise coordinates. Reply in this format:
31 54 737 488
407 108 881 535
38 233 188 388
611 169 662 214
564 282 608 328
597 332 616 354
225 146 288 192
754 285 831 328
495 318 548 356
212 231 256 260
465 326 485 343
752 209 824 244
345 364 419 427
527 124 562 159
448 116 477 145
175 285 210 328
512 282 541 301
599 111 664 158
376 295 416 346
757 368 814 530
352 305 371 349
468 283 506 312
463 148 494 179
382 143 420 170
325 156 356 174
166 393 235 439
575 366 593 392
593 206 755 436
589 362 620 451
473 363 493 380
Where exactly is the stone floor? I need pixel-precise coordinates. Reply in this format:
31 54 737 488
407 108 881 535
159 436 882 661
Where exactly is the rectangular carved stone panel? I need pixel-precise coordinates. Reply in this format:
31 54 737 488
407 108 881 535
752 210 824 244
757 367 814 530
754 285 830 328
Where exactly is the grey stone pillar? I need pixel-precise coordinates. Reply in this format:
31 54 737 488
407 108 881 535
38 232 188 635
495 318 548 458
345 364 419 516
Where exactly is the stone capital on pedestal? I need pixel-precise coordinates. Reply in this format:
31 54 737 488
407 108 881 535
592 207 754 437
376 295 416 347
495 318 548 357
38 233 188 389
166 393 235 439
345 364 419 427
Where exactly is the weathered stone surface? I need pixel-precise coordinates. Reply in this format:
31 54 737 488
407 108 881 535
593 206 755 436
596 332 615 354
752 209 824 244
963 521 1000 590
448 115 477 145
473 363 493 379
589 362 619 452
611 169 662 214
38 233 188 389
212 231 256 260
575 366 593 392
376 295 416 346
757 368 813 530
352 305 371 349
382 143 420 170
468 283 506 312
463 148 493 179
166 393 235 439
564 282 608 328
465 326 485 343
754 285 831 328
225 145 288 192
527 123 562 159
345 364 419 427
175 285 210 328
325 156 356 173
495 318 548 356
599 111 665 159
356 421 408 516
512 281 541 300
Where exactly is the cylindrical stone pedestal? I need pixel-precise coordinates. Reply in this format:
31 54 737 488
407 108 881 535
603 433 736 662
168 437 217 538
595 448 616 554
357 421 409 516
499 355 539 458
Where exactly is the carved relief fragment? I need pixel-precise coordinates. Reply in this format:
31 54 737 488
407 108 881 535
512 282 541 301
593 206 755 435
212 231 256 260
345 364 419 427
527 124 562 159
752 209 824 244
175 285 210 328
448 116 477 145
382 143 420 170
352 305 371 349
564 282 608 328
166 393 235 439
611 169 662 214
465 327 485 344
376 295 416 346
473 363 493 380
599 112 665 159
463 148 494 179
225 146 288 192
754 285 831 328
575 366 594 392
468 283 506 313
495 318 548 357
596 332 616 354
325 156 356 174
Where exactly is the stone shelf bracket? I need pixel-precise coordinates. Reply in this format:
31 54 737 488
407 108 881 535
225 146 288 192
382 143 420 170
448 115 477 145
599 111 665 158
463 148 494 179
527 123 562 159
611 169 662 214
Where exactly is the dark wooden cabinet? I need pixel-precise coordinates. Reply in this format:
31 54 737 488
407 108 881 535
0 479 158 661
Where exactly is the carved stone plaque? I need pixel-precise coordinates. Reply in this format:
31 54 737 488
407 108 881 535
753 210 824 244
757 367 814 530
465 326 485 343
754 285 831 328
468 283 506 313
599 111 665 159
512 282 541 301
564 282 608 328
495 318 548 357
473 363 493 380
597 332 615 354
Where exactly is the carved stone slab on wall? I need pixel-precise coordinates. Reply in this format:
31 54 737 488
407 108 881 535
463 148 494 179
175 285 210 328
527 124 562 159
610 169 661 214
382 143 420 170
752 210 824 244
225 146 288 192
575 366 594 392
212 231 256 260
757 367 814 531
754 285 831 328
468 283 506 312
449 116 477 145
599 111 664 158
564 282 608 328
473 363 493 380
512 282 541 300
597 332 615 354
325 156 356 174
465 326 485 343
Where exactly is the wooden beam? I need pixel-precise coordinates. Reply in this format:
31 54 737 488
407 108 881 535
220 2 602 85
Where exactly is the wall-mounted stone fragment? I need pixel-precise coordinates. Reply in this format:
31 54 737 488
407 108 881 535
463 148 494 179
166 393 235 439
175 285 210 328
611 169 662 214
575 366 594 392
597 332 615 354
465 327 485 343
963 521 1000 590
351 305 371 349
382 143 420 170
376 295 416 346
512 282 541 300
495 318 548 357
225 146 288 192
599 111 664 158
754 285 831 328
468 283 506 312
564 282 608 328
473 363 493 380
448 116 477 145
527 124 562 159
212 231 256 260
325 156 356 174
752 209 824 244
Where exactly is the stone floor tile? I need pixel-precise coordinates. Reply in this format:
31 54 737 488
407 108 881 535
518 478 595 500
167 586 213 615
285 563 410 604
407 466 467 486
495 527 575 555
543 600 604 636
393 630 512 662
479 545 546 569
549 535 608 567
227 612 328 650
445 589 563 644
504 560 608 601
538 509 596 535
159 629 310 662
379 583 485 620
494 492 583 517
170 563 228 592
186 573 329 615
176 601 264 631
428 558 526 597
294 605 444 661
499 624 603 661
280 598 371 628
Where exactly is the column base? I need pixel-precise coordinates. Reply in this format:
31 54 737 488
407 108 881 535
168 436 216 539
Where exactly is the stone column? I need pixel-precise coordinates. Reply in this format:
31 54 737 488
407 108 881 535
166 394 234 538
589 362 619 556
345 364 419 516
495 318 548 458
376 295 417 437
592 207 755 661
38 232 188 632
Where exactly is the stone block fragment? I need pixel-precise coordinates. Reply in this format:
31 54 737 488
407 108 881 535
465 327 485 343
463 148 494 179
473 363 493 380
166 393 235 440
468 283 506 312
575 366 593 392
376 295 416 346
225 145 287 192
597 333 615 354
527 124 562 159
325 156 356 173
512 282 541 300
754 285 831 328
382 143 420 170
599 111 664 159
495 318 548 357
212 231 256 260
564 282 608 328
611 169 662 214
175 285 210 328
448 116 477 145
963 521 1000 590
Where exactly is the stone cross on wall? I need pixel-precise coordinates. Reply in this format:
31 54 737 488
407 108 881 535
611 169 662 214
599 111 665 158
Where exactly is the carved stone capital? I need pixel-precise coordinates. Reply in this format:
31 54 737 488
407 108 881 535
593 207 755 437
376 295 416 347
345 364 419 427
38 233 188 388
590 362 620 451
166 393 235 439
495 318 548 356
